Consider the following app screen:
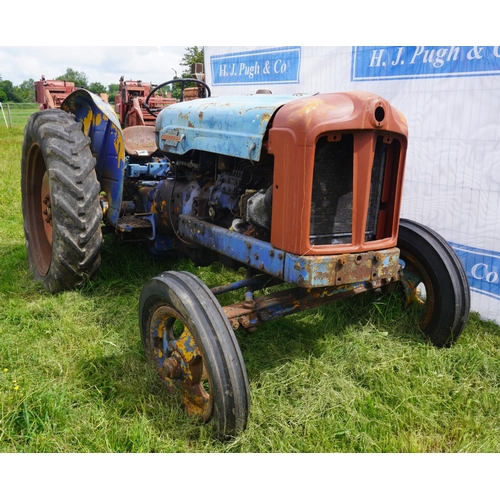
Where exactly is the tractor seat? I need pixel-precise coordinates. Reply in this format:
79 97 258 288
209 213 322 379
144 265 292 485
123 126 158 156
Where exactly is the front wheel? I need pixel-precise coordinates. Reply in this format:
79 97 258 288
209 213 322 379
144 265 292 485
397 218 470 347
139 271 250 438
21 110 103 293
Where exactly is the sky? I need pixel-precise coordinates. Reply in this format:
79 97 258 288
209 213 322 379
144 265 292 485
0 46 190 88
0 5 488 90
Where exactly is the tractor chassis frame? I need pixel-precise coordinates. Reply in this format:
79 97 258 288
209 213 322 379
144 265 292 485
178 215 401 332
216 275 397 332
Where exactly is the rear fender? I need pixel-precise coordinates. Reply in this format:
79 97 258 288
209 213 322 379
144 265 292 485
62 89 125 226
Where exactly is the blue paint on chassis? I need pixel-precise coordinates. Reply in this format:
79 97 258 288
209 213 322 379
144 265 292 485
179 215 399 288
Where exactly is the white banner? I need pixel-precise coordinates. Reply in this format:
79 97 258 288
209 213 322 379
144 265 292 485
204 46 500 324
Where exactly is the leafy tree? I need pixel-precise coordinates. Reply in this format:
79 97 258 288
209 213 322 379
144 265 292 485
56 68 89 88
107 83 120 104
172 47 205 100
0 89 7 102
0 78 17 102
180 46 204 73
15 79 35 102
89 82 107 95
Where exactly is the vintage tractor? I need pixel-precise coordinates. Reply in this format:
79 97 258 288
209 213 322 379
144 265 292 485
34 75 76 110
20 79 470 438
114 76 177 127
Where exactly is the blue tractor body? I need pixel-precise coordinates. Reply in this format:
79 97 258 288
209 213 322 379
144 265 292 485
61 89 401 289
155 93 309 160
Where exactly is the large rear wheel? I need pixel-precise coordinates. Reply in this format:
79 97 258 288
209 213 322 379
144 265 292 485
21 110 102 292
139 271 250 438
397 219 470 347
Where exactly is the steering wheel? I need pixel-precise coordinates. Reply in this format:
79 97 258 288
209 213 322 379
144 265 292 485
144 78 211 116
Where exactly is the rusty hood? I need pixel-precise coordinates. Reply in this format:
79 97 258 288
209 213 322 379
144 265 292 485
155 93 313 161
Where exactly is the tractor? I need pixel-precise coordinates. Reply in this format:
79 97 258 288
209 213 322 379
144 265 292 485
20 76 470 438
34 75 76 110
114 76 177 128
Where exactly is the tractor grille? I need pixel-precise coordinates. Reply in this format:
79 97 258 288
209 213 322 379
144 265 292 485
310 134 354 245
310 134 397 246
365 136 388 242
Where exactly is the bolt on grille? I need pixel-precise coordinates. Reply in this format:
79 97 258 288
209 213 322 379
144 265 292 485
365 136 388 242
310 134 398 246
310 134 354 245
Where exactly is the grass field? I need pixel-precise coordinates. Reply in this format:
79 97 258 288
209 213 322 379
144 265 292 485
1 108 500 453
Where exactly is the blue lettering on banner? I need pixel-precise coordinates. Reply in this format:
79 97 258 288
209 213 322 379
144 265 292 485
210 46 301 86
352 46 500 81
450 242 500 301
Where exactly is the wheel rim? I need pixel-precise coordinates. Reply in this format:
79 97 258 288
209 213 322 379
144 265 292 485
41 171 53 246
25 143 52 276
398 252 435 330
149 305 213 422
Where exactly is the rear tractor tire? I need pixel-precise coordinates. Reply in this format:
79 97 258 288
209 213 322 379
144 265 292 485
21 109 102 293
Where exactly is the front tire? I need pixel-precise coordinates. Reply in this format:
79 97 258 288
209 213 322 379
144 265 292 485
21 110 102 293
139 271 250 438
397 219 470 347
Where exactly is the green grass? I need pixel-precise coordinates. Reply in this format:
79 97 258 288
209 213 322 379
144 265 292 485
2 108 500 452
0 103 39 128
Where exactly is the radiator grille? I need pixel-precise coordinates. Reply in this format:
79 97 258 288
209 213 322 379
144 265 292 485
365 136 388 241
310 134 399 246
310 134 354 245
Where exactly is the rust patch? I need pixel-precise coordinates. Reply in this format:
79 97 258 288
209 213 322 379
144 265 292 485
291 248 400 288
161 134 181 143
260 112 271 126
222 279 387 331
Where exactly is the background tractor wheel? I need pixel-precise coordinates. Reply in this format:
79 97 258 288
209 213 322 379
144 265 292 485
21 109 102 293
397 218 470 347
139 271 250 439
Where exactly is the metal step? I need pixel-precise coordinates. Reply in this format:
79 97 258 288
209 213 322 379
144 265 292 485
116 215 153 241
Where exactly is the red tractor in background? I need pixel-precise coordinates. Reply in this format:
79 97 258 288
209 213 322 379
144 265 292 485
34 76 76 110
114 76 177 127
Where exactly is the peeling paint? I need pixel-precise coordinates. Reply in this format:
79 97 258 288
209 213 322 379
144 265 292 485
156 94 310 160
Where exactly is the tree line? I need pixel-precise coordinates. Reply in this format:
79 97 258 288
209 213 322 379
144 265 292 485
0 46 204 104
0 69 119 104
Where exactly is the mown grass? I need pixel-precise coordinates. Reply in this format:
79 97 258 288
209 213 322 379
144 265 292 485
1 110 500 453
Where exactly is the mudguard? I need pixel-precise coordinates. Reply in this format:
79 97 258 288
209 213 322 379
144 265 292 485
155 94 312 161
62 89 125 226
